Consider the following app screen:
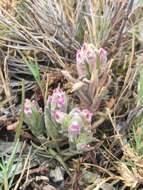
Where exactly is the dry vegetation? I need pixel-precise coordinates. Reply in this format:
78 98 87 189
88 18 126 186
1 0 143 190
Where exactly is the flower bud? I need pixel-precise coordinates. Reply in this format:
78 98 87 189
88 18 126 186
76 43 97 78
82 109 93 123
68 122 81 137
47 87 68 113
53 110 67 124
24 99 42 115
24 99 32 115
66 108 93 150
76 43 108 80
24 99 44 137
69 108 93 124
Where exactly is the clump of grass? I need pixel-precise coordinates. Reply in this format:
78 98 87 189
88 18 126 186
0 140 20 190
114 58 143 190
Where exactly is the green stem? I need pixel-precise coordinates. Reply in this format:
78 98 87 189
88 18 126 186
3 173 9 190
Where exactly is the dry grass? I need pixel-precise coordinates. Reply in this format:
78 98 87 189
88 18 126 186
0 0 143 189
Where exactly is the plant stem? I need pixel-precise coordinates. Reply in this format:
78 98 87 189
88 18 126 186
3 173 9 190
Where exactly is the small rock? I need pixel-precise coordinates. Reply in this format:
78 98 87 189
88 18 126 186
50 166 64 182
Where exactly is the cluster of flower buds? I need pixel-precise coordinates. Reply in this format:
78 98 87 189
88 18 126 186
24 99 42 116
24 88 93 151
76 43 107 79
67 108 93 151
47 87 67 113
46 87 68 126
24 99 44 137
46 88 93 151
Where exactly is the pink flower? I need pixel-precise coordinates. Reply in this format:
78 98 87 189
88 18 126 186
53 88 62 94
68 122 81 136
24 106 32 115
76 43 97 77
82 109 93 123
48 88 67 112
52 110 67 124
57 97 65 106
99 48 107 64
24 99 42 116
24 99 32 115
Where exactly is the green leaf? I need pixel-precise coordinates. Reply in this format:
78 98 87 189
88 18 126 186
18 51 45 99
44 107 59 139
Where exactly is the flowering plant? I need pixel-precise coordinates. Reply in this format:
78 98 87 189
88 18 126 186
65 108 93 151
23 88 93 152
76 43 107 79
62 42 112 112
24 99 45 138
